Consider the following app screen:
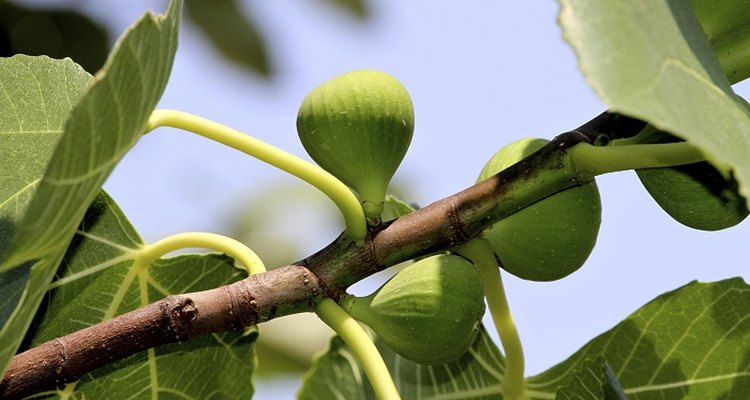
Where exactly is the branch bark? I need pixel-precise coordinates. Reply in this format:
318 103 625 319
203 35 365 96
0 111 645 399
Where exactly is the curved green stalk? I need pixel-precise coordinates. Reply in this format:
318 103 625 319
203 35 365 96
56 232 265 397
315 298 401 400
137 231 266 274
458 239 526 400
145 109 367 242
571 141 704 178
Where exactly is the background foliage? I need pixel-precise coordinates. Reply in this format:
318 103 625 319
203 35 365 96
1 0 749 398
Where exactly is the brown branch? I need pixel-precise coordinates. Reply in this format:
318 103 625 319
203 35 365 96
0 111 644 399
1 265 324 399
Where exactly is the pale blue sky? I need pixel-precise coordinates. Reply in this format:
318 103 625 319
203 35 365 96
56 1 750 397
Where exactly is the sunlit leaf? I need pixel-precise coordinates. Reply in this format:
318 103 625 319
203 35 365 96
0 55 92 378
528 279 750 399
0 0 182 381
558 0 750 205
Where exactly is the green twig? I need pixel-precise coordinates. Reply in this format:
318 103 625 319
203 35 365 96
571 141 705 178
458 239 526 400
145 109 367 242
315 298 401 400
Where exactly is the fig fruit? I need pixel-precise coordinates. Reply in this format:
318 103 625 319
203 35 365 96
297 70 415 218
341 254 485 365
634 128 748 230
477 137 602 281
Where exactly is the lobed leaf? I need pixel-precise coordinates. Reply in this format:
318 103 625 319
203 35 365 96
24 192 255 399
298 325 505 399
528 279 750 399
558 0 750 206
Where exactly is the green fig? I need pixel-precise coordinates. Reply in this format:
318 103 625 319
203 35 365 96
634 128 748 230
297 70 415 218
477 137 602 281
341 254 485 365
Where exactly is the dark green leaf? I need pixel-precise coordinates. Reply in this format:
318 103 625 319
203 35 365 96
603 363 629 400
528 279 750 399
0 2 109 73
553 358 628 400
320 0 370 19
186 0 271 76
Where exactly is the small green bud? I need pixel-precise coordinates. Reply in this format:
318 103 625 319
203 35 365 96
341 254 485 365
297 70 415 219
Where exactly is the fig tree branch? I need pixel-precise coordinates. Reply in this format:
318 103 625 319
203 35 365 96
0 111 648 399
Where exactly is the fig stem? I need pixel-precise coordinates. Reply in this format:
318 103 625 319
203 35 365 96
315 298 401 400
48 232 265 289
136 232 266 274
571 141 705 178
144 109 368 242
458 239 527 400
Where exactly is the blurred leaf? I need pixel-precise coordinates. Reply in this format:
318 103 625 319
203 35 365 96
298 325 505 399
0 1 109 73
23 191 256 398
528 279 750 399
228 183 341 268
0 55 92 378
255 340 311 377
320 0 369 19
186 0 271 76
255 314 334 377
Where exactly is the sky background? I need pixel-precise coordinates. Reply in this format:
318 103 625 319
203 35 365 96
38 1 750 397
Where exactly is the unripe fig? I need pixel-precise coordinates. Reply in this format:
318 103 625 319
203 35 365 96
634 128 748 230
297 70 415 218
477 138 602 281
341 254 485 365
